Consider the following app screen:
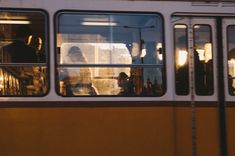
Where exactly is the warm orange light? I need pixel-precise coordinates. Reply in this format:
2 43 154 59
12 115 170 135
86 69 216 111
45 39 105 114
228 59 235 77
178 50 188 66
204 43 212 63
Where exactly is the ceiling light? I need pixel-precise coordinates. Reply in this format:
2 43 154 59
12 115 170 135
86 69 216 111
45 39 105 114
0 20 31 24
81 21 117 26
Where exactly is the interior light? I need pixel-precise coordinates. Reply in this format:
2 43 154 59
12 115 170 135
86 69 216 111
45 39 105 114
228 59 235 77
81 21 117 26
204 43 212 63
0 20 31 24
197 49 205 61
174 25 187 29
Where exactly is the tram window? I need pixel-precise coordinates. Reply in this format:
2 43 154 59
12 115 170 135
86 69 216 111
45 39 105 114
193 25 213 95
0 10 49 96
174 24 189 95
227 25 235 95
56 12 165 97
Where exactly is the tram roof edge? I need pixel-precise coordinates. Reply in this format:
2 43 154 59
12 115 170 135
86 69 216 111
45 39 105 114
126 0 235 2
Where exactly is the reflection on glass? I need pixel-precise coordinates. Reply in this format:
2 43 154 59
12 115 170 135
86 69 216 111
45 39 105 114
60 43 132 65
194 25 213 95
227 25 235 95
58 67 164 96
56 13 165 96
0 12 46 63
174 24 189 95
0 10 48 96
0 66 48 96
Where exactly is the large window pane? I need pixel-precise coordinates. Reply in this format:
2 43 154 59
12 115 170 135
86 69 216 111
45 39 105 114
0 10 48 96
174 24 189 95
58 67 164 96
193 25 213 95
56 12 165 97
227 25 235 95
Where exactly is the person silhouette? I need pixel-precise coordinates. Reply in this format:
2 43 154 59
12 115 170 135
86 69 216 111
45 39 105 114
228 74 235 95
194 50 206 94
117 72 134 96
2 25 37 63
63 46 97 96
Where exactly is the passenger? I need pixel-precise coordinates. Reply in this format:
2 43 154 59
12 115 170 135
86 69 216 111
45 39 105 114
205 59 213 94
2 25 37 63
28 35 45 62
194 50 206 94
228 74 235 95
63 46 97 96
175 36 189 95
176 61 189 95
117 72 134 96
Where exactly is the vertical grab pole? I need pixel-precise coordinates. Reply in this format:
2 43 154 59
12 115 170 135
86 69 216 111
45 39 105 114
188 17 197 156
216 17 227 156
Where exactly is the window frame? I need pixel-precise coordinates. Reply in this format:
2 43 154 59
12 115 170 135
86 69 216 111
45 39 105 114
173 24 189 95
193 24 214 96
0 8 50 97
226 24 235 96
54 10 166 97
171 16 218 101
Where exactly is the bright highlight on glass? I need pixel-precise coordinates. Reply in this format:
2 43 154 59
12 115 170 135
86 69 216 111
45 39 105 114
178 50 188 66
81 21 117 26
0 20 31 24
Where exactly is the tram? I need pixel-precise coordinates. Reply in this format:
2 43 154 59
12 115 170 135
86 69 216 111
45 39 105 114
0 0 234 156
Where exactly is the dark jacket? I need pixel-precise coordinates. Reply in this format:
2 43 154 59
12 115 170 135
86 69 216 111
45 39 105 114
3 40 37 63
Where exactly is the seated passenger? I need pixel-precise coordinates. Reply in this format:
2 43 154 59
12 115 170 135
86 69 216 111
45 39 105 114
228 74 235 95
2 25 37 63
63 46 97 96
117 72 134 96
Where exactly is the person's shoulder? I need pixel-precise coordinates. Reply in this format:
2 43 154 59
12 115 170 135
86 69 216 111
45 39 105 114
2 42 13 50
28 45 36 51
23 44 36 53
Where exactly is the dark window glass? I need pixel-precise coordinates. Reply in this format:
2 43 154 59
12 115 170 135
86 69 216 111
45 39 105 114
227 25 235 95
174 24 189 95
193 25 213 95
0 10 49 96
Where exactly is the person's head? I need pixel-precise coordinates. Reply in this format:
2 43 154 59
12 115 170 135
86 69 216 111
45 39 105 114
68 46 86 63
117 72 129 87
15 25 32 40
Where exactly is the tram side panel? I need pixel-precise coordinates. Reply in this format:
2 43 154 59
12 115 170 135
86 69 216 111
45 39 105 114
0 105 176 156
0 103 222 156
196 106 220 156
174 104 220 156
226 106 235 156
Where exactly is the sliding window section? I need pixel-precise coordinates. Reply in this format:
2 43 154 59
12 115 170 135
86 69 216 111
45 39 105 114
55 12 165 97
174 24 189 95
227 25 235 95
193 25 213 95
0 10 49 96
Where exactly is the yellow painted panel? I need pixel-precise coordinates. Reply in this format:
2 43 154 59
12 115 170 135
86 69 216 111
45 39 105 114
0 107 175 156
226 107 235 156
